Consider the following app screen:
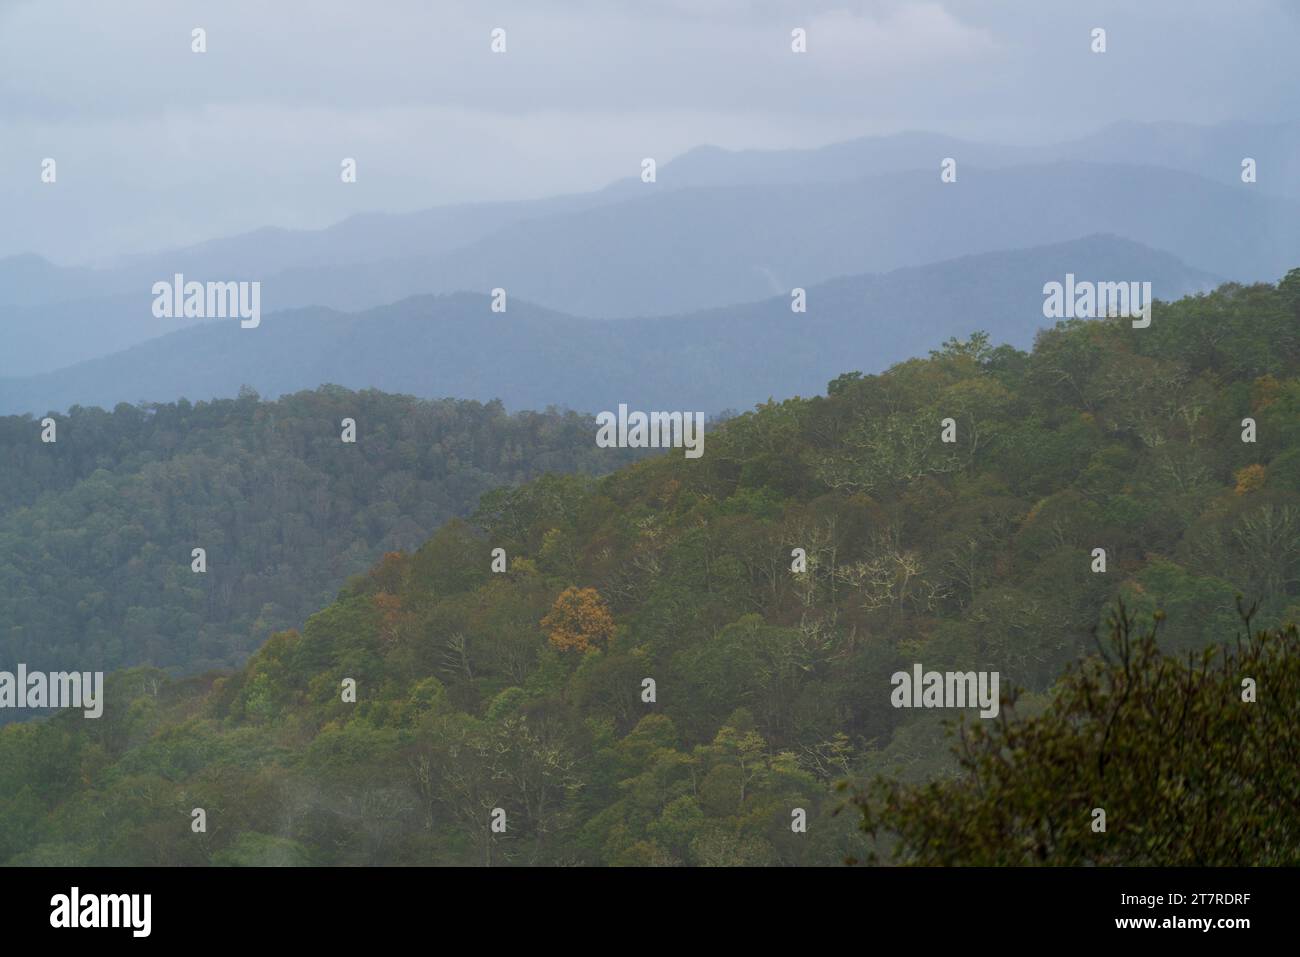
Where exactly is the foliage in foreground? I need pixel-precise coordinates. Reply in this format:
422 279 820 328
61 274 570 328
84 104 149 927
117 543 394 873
855 603 1300 865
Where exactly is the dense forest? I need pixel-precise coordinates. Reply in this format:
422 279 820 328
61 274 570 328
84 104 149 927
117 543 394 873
0 389 643 685
2 272 1298 865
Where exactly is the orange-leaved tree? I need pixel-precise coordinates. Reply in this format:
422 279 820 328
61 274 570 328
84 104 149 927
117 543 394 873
541 586 615 652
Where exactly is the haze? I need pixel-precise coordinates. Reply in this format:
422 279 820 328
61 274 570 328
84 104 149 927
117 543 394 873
2 0 1297 265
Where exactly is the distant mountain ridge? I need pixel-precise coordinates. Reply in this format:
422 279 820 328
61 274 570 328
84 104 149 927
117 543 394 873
634 121 1300 196
0 236 1222 417
3 120 1295 377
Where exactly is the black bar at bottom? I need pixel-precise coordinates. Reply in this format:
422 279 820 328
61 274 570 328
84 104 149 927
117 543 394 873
0 866 1279 942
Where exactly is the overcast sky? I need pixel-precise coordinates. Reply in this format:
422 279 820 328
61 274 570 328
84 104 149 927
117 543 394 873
2 0 1297 265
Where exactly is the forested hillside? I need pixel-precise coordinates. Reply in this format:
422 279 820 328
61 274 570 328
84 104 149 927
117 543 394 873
0 389 643 686
3 273 1298 866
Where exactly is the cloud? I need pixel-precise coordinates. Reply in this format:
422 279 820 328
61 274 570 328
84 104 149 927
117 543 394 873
805 3 1000 73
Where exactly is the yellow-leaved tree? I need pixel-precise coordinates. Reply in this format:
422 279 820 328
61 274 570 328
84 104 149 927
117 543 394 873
541 586 615 652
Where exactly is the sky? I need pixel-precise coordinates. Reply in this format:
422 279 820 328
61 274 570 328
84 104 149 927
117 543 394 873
2 0 1297 265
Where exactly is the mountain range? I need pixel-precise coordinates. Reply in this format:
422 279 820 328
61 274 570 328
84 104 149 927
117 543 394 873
3 120 1296 385
0 235 1221 416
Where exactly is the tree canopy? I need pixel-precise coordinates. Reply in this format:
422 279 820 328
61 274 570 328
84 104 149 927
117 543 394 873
3 273 1298 865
